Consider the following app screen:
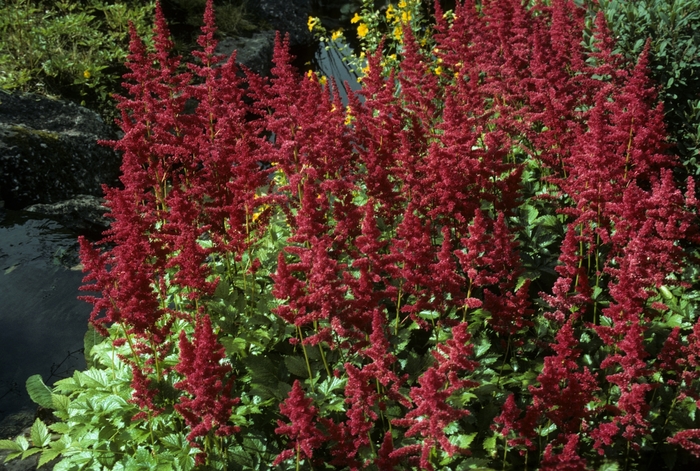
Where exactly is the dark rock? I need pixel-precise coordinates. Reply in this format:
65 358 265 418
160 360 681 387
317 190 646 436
215 31 276 77
0 91 120 211
249 0 314 49
24 195 109 237
0 410 33 440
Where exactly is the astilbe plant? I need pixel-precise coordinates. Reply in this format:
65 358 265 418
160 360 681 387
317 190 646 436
5 0 700 470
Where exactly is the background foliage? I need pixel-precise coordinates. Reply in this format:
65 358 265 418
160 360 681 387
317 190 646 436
0 0 155 123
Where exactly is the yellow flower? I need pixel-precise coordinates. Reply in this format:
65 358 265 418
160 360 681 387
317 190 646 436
331 29 343 41
351 12 362 24
319 75 328 86
83 70 91 79
307 16 319 32
306 70 314 80
357 23 369 38
398 0 408 8
344 106 354 125
434 66 443 76
401 11 411 23
252 204 270 222
393 26 402 41
386 4 396 20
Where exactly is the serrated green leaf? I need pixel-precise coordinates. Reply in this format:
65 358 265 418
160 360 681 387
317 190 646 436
21 447 41 459
598 462 619 471
0 439 23 452
5 451 22 462
26 375 54 409
15 435 29 451
284 355 310 379
665 313 684 327
317 376 346 396
98 395 128 414
38 448 62 468
483 435 497 457
160 433 188 450
451 432 477 449
474 337 491 358
52 394 71 412
53 457 76 471
30 418 51 447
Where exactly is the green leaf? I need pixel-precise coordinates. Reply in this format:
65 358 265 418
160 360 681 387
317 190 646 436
26 375 54 409
5 451 23 462
21 447 41 459
30 419 51 448
15 435 30 451
450 432 477 449
38 448 62 468
49 423 71 435
52 394 71 412
0 439 23 452
598 462 620 471
482 434 498 457
284 355 310 379
474 336 491 358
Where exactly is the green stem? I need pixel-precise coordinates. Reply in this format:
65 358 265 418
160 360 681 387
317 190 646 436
497 335 512 387
297 326 315 392
313 320 331 377
394 281 403 336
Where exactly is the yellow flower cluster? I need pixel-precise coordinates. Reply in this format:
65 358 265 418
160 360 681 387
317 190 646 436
351 12 368 38
307 16 319 32
306 70 328 86
344 106 354 126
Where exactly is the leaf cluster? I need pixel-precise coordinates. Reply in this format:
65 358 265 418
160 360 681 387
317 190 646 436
0 0 155 123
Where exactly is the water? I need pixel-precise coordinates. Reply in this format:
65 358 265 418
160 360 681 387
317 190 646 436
314 37 363 104
0 210 89 424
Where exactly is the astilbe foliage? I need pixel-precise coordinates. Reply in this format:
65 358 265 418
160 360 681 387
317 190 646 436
69 0 700 469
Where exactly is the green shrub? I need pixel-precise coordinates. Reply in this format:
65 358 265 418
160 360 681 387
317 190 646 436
0 0 155 123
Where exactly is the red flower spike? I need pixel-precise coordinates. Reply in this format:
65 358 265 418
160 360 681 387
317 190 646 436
540 434 588 471
174 315 239 445
392 323 478 467
668 429 700 459
274 380 327 466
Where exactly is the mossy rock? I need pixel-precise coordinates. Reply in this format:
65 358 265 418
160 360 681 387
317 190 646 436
0 91 120 210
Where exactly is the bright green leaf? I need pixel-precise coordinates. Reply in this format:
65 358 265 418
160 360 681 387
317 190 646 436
26 375 54 409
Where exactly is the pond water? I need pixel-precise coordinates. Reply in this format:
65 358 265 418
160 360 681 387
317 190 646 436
0 210 89 424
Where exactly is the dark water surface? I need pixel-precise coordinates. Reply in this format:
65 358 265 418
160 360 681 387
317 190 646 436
0 210 89 424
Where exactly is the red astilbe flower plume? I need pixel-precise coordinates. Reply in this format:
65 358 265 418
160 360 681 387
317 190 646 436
342 363 379 461
540 433 589 471
527 322 599 438
274 380 327 467
392 323 478 470
174 315 239 447
668 429 700 459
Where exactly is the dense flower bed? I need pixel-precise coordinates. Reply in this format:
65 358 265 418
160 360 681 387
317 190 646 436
3 1 700 470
